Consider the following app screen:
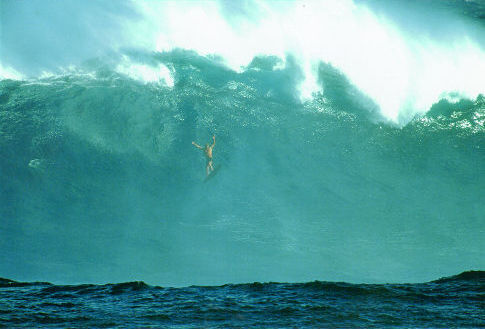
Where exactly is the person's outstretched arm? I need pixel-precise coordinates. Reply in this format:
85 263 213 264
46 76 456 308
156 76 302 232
192 141 203 149
211 135 215 148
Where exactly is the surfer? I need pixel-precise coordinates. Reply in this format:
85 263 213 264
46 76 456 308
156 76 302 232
192 135 215 176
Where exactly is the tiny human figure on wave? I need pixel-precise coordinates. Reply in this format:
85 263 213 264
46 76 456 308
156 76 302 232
192 135 216 176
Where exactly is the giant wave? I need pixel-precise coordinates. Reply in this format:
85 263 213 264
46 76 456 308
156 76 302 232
1 48 484 286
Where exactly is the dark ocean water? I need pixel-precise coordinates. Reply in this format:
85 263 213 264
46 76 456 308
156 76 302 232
1 271 484 328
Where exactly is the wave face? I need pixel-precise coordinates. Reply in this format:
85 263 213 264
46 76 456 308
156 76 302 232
1 50 484 286
0 272 484 328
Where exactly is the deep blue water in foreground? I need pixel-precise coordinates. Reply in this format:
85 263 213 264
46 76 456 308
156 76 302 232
1 271 483 328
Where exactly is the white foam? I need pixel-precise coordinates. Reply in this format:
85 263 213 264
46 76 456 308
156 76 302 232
115 56 174 87
126 0 485 122
0 64 25 80
33 66 97 83
3 0 484 122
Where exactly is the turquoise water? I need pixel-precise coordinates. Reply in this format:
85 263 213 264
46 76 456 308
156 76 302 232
1 49 484 286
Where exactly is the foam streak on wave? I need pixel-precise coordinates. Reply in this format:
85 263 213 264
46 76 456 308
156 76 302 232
0 64 24 81
115 55 174 87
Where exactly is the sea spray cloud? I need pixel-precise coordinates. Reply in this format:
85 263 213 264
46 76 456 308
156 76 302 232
0 0 138 76
132 0 485 122
1 0 484 122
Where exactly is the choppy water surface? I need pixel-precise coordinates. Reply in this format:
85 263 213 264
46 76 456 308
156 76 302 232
1 271 484 328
